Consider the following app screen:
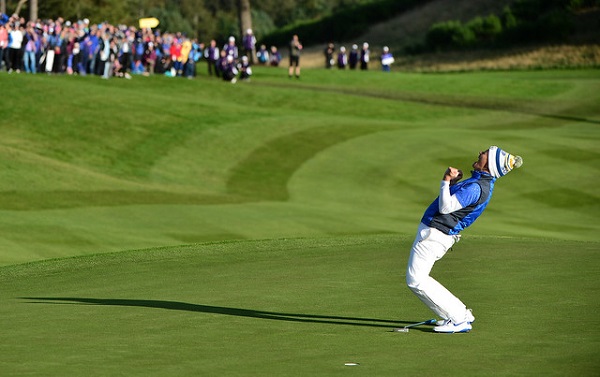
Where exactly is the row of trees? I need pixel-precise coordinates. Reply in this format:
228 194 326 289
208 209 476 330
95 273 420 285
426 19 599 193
1 0 371 43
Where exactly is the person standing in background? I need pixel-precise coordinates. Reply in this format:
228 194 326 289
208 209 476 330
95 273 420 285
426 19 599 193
0 23 8 71
324 42 334 69
337 46 347 69
360 42 369 70
288 34 302 79
205 39 219 77
257 44 269 65
380 46 394 72
23 22 38 73
242 29 256 63
8 22 24 73
269 46 281 66
223 36 238 59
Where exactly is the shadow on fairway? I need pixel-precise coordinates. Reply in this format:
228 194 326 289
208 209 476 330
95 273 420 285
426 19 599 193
21 297 434 331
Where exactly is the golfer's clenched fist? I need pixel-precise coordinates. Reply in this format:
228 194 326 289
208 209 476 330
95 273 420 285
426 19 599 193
443 167 463 185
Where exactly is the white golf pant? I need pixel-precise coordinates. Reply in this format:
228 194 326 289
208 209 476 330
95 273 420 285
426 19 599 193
406 223 470 324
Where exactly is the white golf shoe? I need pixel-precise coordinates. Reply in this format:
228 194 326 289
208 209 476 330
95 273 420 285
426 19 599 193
435 309 475 328
433 320 472 333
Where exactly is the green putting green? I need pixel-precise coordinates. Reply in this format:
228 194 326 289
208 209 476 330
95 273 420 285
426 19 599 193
1 236 597 376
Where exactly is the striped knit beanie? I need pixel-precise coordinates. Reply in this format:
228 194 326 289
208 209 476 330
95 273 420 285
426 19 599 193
488 146 523 178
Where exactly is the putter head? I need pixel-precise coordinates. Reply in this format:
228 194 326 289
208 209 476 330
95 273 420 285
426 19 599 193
392 327 409 333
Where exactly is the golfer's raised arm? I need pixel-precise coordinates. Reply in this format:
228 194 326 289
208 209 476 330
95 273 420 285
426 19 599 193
438 181 462 214
439 167 463 214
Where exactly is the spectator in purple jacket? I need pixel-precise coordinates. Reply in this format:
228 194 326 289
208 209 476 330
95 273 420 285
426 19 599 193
222 54 238 83
223 36 238 59
216 48 228 78
205 39 219 76
336 46 347 69
23 22 38 73
242 28 256 63
143 41 157 75
239 55 252 81
269 46 281 67
349 44 358 70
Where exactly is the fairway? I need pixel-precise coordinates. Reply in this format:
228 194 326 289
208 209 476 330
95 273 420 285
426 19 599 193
0 67 599 376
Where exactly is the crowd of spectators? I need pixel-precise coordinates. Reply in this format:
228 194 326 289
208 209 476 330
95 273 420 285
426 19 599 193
0 13 269 82
324 42 394 71
1 12 396 83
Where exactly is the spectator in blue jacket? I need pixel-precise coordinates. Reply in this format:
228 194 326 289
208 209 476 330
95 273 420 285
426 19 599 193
380 46 394 72
257 44 268 65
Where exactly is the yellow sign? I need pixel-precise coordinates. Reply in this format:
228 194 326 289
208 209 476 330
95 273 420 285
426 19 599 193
139 18 160 29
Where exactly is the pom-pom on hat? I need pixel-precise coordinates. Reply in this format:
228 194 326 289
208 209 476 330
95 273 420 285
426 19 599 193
488 146 523 178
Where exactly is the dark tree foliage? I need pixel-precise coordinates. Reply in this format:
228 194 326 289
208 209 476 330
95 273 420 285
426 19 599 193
4 0 595 50
4 0 374 43
420 0 587 53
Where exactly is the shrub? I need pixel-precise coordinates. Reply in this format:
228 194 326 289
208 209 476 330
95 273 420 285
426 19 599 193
569 0 600 9
502 6 518 30
426 21 475 51
481 15 503 41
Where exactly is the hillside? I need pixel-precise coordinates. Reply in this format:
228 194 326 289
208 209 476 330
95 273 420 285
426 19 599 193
299 0 600 70
358 0 515 52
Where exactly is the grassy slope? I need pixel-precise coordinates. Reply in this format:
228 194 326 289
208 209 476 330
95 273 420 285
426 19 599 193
299 0 514 66
0 68 599 266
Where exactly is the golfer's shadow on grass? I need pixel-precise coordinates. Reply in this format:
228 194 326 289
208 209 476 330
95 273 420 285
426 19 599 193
22 297 433 331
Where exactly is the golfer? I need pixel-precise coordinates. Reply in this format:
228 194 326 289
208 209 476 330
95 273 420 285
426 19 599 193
406 146 522 333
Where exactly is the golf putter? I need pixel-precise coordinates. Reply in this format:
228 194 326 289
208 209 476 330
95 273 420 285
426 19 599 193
392 318 437 333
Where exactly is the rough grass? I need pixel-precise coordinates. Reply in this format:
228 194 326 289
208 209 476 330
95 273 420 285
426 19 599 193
300 44 600 71
394 44 600 72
